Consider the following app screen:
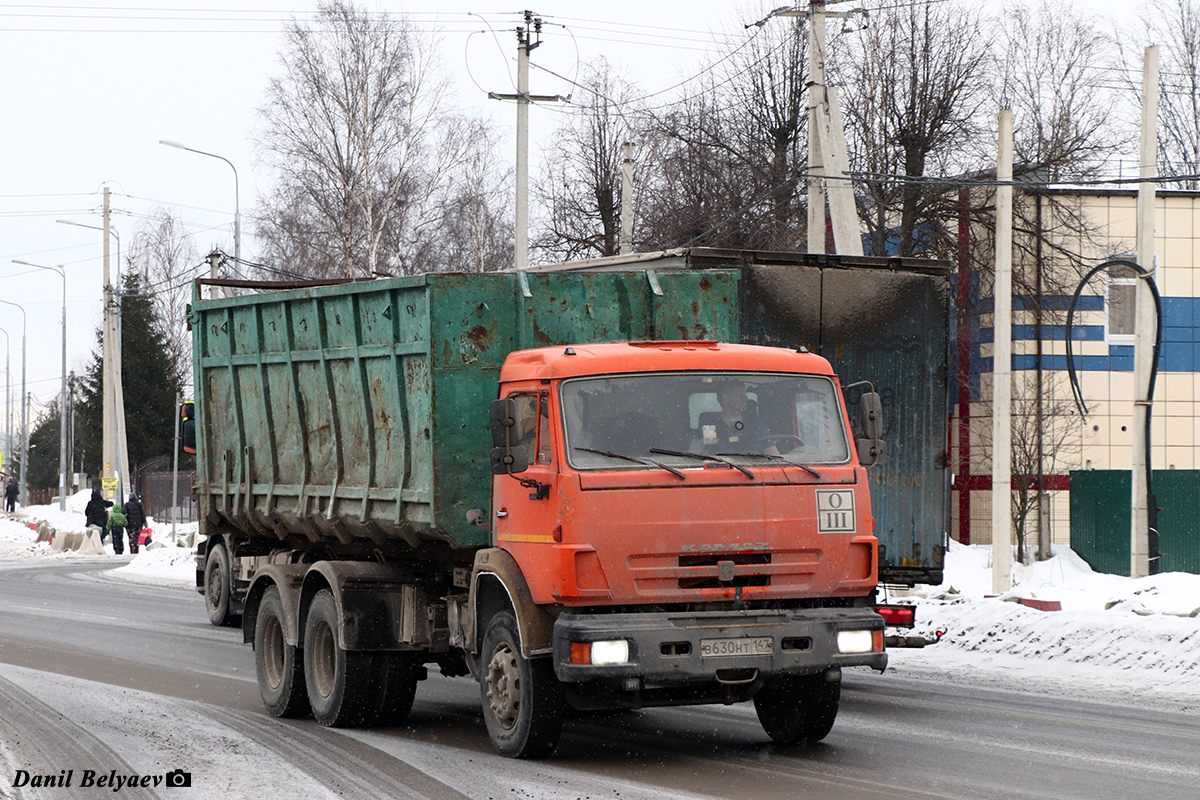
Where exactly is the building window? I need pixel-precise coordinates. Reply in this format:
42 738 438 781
1106 262 1136 343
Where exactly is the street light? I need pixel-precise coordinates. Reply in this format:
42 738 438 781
13 260 68 511
56 220 119 279
158 139 241 268
0 327 9 471
0 301 27 508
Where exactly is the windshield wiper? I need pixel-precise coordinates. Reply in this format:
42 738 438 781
649 448 755 479
716 452 823 479
574 447 686 479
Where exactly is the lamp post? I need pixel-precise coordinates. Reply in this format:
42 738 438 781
0 327 9 471
13 260 68 510
158 139 241 267
56 220 119 275
0 301 27 508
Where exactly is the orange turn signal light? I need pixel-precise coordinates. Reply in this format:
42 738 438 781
570 642 592 665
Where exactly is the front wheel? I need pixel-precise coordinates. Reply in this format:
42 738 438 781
204 542 238 627
754 672 841 745
480 612 564 758
254 585 309 718
303 589 382 727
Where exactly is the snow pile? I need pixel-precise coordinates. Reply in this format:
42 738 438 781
888 541 1200 704
111 544 197 587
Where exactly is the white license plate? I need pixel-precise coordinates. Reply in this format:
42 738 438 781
699 636 774 658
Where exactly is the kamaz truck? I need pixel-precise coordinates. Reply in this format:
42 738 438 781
192 251 949 757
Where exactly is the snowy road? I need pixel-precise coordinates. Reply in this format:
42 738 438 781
2 558 1199 800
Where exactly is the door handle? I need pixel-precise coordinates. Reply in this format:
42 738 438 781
496 509 508 518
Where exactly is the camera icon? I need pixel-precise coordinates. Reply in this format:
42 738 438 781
164 770 192 788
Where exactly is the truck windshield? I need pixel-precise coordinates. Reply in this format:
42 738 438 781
561 372 851 470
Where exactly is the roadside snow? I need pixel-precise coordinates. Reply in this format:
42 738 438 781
886 540 1200 709
4 497 1198 707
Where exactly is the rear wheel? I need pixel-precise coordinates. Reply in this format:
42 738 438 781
204 542 238 627
255 585 309 718
303 589 382 727
480 612 564 758
754 672 841 745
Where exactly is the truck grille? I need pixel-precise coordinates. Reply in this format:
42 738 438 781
677 552 771 590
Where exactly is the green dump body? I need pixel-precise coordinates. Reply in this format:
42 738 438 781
191 270 739 551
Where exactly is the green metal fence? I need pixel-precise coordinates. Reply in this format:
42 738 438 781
1069 470 1200 576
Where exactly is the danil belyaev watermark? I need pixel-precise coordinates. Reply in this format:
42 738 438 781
11 768 191 791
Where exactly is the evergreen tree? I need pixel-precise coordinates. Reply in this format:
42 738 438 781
25 403 61 492
76 272 184 478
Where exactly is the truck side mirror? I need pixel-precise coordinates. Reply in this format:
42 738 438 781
859 392 882 440
489 398 529 475
181 401 196 455
856 391 885 466
490 445 530 475
490 398 517 448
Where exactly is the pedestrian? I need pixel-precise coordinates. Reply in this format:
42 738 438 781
125 492 147 553
108 503 129 556
4 478 17 513
85 488 113 547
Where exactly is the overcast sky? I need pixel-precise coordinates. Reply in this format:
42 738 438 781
0 0 1144 437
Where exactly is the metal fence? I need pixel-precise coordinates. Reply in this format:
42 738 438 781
139 468 197 523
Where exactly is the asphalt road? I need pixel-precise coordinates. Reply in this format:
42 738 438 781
1 557 1197 800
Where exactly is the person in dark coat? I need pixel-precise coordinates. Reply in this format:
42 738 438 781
4 478 17 513
125 493 147 553
84 489 113 546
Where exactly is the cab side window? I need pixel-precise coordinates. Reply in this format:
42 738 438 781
510 393 552 466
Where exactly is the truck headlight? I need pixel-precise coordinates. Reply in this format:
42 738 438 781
571 639 630 665
836 629 876 654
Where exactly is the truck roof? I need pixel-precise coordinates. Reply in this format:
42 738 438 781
499 341 837 382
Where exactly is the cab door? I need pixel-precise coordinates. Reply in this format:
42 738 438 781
493 390 559 547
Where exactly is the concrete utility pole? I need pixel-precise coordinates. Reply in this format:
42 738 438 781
806 2 827 253
101 188 130 502
620 141 634 255
992 109 1015 595
1132 46 1161 578
487 11 564 271
762 1 862 256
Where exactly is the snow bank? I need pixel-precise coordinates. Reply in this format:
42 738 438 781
886 541 1200 704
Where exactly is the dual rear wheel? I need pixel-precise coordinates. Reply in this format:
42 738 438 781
253 587 421 727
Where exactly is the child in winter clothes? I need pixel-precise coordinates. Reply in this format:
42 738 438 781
108 503 129 555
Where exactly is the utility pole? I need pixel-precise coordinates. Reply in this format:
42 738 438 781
992 108 1015 594
806 1 827 253
487 11 565 271
766 2 862 256
620 142 635 255
1132 46 1161 578
101 188 130 502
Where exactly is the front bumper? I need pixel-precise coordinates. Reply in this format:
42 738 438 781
552 607 887 684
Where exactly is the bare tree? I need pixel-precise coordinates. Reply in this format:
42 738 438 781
256 0 502 277
638 9 809 251
126 208 200 388
998 0 1124 182
835 0 988 257
1128 0 1200 187
533 58 638 262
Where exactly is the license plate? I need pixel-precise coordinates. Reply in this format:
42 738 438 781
699 636 774 658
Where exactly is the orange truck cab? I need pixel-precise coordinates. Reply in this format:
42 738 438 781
477 341 887 753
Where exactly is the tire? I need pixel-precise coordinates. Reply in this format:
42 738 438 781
255 586 310 718
204 542 238 627
374 652 422 725
479 612 564 758
303 589 382 727
754 673 842 745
